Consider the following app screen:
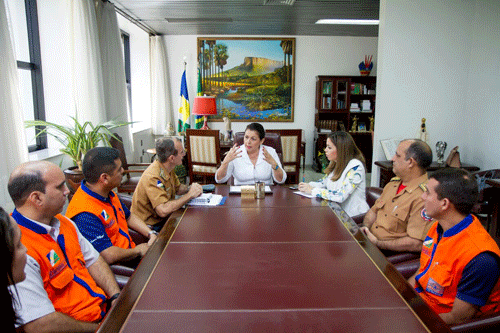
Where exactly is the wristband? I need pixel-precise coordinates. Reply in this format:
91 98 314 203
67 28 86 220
274 164 279 170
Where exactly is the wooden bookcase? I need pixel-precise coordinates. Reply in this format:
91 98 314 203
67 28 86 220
313 75 376 172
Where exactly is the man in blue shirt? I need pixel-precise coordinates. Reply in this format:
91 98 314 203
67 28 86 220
66 147 156 267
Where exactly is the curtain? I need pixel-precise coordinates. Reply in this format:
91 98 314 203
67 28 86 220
95 0 133 157
70 0 106 125
150 35 173 135
0 0 29 210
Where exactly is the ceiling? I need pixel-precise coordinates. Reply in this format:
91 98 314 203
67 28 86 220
113 0 380 37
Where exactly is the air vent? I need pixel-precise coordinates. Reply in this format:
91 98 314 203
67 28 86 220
263 0 296 5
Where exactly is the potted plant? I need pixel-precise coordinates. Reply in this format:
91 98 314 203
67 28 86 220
25 116 132 193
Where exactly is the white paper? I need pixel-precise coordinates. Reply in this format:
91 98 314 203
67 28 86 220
187 193 224 206
293 191 315 198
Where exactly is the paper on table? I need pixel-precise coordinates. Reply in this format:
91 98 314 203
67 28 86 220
293 191 315 198
187 193 224 206
229 186 272 193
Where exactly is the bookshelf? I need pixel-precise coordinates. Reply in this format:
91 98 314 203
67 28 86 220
313 75 376 172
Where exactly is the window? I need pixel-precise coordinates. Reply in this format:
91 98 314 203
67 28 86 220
9 0 46 152
121 30 132 120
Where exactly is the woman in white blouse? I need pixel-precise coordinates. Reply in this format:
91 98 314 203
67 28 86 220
215 123 287 185
298 131 369 216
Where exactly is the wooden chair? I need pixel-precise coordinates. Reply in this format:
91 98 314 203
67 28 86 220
471 169 500 233
267 129 302 184
185 129 221 184
109 133 150 193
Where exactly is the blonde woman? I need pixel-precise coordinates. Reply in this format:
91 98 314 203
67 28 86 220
299 131 369 216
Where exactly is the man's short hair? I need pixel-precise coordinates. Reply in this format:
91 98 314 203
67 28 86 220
404 139 432 170
431 168 478 215
83 147 121 184
8 168 46 206
156 138 178 163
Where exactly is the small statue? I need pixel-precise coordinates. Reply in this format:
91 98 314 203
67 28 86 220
436 141 447 165
165 122 175 136
368 116 374 132
223 117 232 141
351 116 358 132
419 118 429 143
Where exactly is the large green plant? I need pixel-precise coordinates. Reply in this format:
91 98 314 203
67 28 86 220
25 117 131 170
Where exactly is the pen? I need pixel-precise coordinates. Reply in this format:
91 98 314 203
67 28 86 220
302 175 305 183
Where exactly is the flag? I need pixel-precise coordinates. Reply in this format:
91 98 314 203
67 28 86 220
194 67 204 129
178 70 190 133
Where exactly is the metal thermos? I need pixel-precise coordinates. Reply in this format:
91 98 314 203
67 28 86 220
255 181 265 199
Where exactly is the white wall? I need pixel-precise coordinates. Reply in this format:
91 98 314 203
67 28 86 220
162 35 378 164
465 0 500 170
373 0 500 185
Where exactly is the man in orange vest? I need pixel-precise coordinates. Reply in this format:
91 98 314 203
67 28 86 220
7 161 121 332
66 147 156 267
409 168 500 325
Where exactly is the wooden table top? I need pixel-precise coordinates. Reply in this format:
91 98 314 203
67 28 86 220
97 185 449 333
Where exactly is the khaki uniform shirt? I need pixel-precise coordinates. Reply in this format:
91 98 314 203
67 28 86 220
369 173 432 241
131 160 181 226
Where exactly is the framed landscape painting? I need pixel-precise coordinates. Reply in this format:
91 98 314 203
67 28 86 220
197 37 295 122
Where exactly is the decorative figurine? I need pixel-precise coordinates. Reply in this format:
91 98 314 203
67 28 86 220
369 116 374 132
223 117 232 142
418 118 429 143
165 122 175 136
351 116 358 132
436 141 447 165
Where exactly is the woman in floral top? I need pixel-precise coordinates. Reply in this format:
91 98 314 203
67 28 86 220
298 131 369 217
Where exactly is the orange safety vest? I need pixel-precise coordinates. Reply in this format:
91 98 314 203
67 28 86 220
66 184 135 250
13 210 107 322
414 215 500 316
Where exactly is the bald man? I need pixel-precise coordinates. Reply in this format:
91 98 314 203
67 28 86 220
8 161 120 333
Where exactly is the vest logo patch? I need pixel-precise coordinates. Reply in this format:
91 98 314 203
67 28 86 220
156 180 164 189
422 237 433 256
47 249 60 267
426 277 444 296
423 238 433 248
101 210 110 221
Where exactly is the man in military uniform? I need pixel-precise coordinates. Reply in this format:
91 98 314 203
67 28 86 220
131 138 202 232
361 139 433 252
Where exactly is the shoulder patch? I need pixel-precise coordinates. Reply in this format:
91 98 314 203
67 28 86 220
390 176 401 182
419 183 427 192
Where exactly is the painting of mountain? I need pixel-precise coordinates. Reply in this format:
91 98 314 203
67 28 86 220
197 37 295 122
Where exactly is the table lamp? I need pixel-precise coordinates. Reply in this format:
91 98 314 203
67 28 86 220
192 96 217 130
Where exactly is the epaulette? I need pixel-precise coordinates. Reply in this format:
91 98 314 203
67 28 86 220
419 183 428 192
390 176 401 182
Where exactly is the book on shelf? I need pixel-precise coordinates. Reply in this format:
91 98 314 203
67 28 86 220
361 100 371 111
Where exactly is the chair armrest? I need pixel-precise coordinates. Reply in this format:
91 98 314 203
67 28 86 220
351 213 366 225
122 169 145 175
127 163 150 167
451 313 500 332
394 258 420 279
366 186 383 207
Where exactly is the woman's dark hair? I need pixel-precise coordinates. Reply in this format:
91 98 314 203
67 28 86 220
1 207 19 331
245 123 266 140
324 131 365 181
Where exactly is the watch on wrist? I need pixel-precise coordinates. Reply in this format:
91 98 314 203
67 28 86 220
149 230 158 237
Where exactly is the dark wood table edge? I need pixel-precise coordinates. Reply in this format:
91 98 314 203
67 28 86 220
96 210 185 333
350 229 451 332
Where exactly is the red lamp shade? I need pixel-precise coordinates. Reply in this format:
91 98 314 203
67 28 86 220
192 96 217 129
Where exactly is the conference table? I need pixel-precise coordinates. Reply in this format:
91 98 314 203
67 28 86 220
97 186 450 332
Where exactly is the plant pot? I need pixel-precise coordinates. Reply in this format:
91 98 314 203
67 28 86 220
359 70 371 76
64 166 84 198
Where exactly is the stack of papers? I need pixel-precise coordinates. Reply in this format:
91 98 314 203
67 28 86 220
187 193 225 206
